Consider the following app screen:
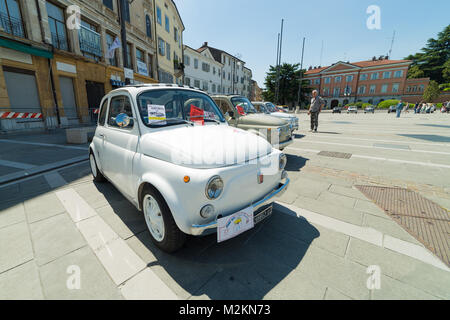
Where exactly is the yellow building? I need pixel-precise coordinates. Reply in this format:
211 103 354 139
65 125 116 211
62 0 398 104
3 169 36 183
153 0 185 84
0 0 158 131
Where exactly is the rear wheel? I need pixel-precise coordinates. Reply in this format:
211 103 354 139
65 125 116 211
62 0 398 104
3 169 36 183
89 152 106 182
142 187 186 253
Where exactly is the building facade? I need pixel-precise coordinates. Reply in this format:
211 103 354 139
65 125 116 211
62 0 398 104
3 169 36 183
154 0 184 84
250 80 263 101
243 66 252 99
183 45 223 95
0 0 161 131
304 58 425 107
197 42 251 97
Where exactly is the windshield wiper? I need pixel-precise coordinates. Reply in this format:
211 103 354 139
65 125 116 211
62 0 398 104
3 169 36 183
150 118 195 126
204 118 222 124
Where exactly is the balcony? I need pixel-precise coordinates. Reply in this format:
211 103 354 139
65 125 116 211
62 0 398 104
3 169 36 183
79 25 102 59
0 11 25 38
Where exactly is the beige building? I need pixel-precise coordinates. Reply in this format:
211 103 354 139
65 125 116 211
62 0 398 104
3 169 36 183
0 0 159 131
154 0 184 84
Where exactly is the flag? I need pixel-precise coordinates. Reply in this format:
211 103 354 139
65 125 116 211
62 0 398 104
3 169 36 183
106 37 121 59
189 105 204 125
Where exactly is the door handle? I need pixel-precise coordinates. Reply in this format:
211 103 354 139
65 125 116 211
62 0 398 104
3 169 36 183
99 134 106 139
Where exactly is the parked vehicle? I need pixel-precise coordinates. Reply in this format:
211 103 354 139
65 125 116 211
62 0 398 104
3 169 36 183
252 101 299 132
332 107 342 113
347 106 358 114
212 95 293 150
364 105 375 113
388 105 397 114
89 84 289 252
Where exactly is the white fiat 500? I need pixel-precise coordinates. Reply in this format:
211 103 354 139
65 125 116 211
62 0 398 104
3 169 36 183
89 84 289 252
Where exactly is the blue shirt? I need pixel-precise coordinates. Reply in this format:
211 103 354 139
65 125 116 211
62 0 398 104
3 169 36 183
396 103 403 110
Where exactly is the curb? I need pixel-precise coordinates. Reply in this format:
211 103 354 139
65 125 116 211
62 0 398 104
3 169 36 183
0 155 89 186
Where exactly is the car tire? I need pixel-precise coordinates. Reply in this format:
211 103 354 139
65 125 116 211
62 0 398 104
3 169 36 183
142 186 186 253
89 151 106 182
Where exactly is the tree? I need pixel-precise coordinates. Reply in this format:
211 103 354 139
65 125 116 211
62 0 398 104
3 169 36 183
423 80 440 102
406 25 450 83
264 63 311 107
443 59 450 83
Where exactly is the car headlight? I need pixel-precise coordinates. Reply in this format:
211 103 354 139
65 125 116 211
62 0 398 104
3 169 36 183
205 176 224 200
200 204 215 219
279 154 287 170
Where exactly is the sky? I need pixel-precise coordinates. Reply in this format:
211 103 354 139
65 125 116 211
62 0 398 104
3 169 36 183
174 0 449 89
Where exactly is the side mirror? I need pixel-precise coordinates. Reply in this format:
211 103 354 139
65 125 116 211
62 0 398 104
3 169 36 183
115 113 132 128
228 111 235 118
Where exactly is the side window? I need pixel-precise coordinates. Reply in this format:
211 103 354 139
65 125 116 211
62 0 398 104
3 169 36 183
98 99 108 126
107 95 134 129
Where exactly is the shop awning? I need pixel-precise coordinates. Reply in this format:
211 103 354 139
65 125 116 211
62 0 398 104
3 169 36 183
0 37 53 59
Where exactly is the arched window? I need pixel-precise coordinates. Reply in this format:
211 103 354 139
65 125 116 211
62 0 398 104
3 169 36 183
146 15 152 38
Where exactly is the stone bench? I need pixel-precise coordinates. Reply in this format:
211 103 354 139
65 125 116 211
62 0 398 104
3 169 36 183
66 126 96 144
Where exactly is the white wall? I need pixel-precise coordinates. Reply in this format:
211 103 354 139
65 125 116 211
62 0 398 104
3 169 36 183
183 46 223 95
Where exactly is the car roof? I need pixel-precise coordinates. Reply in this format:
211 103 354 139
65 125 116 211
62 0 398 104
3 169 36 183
108 83 206 96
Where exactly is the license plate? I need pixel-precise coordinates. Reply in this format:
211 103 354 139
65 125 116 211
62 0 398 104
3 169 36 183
254 206 273 225
217 206 254 243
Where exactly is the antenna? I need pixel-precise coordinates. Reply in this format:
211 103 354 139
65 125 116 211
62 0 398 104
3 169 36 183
319 40 324 66
388 30 396 59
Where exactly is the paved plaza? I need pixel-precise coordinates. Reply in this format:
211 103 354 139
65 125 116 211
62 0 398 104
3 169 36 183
0 111 449 300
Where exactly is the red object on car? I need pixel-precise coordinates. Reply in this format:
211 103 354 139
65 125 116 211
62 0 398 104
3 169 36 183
236 105 246 115
190 105 204 125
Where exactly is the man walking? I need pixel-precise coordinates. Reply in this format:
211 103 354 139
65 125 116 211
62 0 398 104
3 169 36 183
396 100 404 118
308 90 325 133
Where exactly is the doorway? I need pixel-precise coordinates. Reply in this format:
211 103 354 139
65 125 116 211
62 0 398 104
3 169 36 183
86 80 105 123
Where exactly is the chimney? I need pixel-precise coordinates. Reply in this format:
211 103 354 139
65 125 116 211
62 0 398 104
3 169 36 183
203 42 208 47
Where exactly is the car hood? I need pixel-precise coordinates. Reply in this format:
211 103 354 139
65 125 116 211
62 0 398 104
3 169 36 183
139 125 273 169
269 112 295 120
239 113 288 126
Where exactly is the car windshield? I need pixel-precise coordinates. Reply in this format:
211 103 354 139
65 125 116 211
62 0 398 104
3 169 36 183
256 104 268 113
231 97 257 114
137 89 226 127
265 102 278 112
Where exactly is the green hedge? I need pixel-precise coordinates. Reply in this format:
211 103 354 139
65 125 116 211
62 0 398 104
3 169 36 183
378 100 399 109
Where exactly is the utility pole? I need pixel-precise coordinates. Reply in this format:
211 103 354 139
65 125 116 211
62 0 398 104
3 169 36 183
297 37 305 109
388 30 396 59
118 0 129 83
275 19 284 104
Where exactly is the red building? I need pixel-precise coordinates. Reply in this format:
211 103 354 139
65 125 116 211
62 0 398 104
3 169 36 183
304 57 430 107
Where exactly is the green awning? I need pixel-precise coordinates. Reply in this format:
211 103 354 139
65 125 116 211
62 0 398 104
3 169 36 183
0 37 53 59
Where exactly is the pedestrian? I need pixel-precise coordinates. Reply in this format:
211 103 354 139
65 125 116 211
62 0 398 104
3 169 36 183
414 102 419 114
308 90 325 133
396 100 404 118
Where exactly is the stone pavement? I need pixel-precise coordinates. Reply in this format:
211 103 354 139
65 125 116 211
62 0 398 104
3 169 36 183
0 112 449 300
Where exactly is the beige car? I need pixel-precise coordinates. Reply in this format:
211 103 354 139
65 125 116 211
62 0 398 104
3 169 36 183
212 95 293 150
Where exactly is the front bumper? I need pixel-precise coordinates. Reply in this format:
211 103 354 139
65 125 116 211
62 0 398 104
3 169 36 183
276 137 293 150
190 177 290 236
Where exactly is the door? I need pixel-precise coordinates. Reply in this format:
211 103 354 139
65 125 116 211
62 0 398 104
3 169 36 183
103 93 139 197
3 67 41 115
92 97 109 172
86 80 105 123
59 76 78 122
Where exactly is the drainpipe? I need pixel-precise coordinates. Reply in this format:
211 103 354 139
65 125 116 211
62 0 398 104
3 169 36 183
152 0 159 82
35 0 61 126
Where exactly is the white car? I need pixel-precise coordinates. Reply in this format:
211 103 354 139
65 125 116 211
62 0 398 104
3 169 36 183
89 84 289 252
347 106 358 113
252 101 299 131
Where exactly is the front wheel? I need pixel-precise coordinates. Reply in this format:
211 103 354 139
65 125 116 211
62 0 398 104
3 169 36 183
142 187 186 253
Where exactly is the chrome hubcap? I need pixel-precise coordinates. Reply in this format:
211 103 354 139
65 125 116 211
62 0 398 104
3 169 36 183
143 195 165 242
90 154 97 177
